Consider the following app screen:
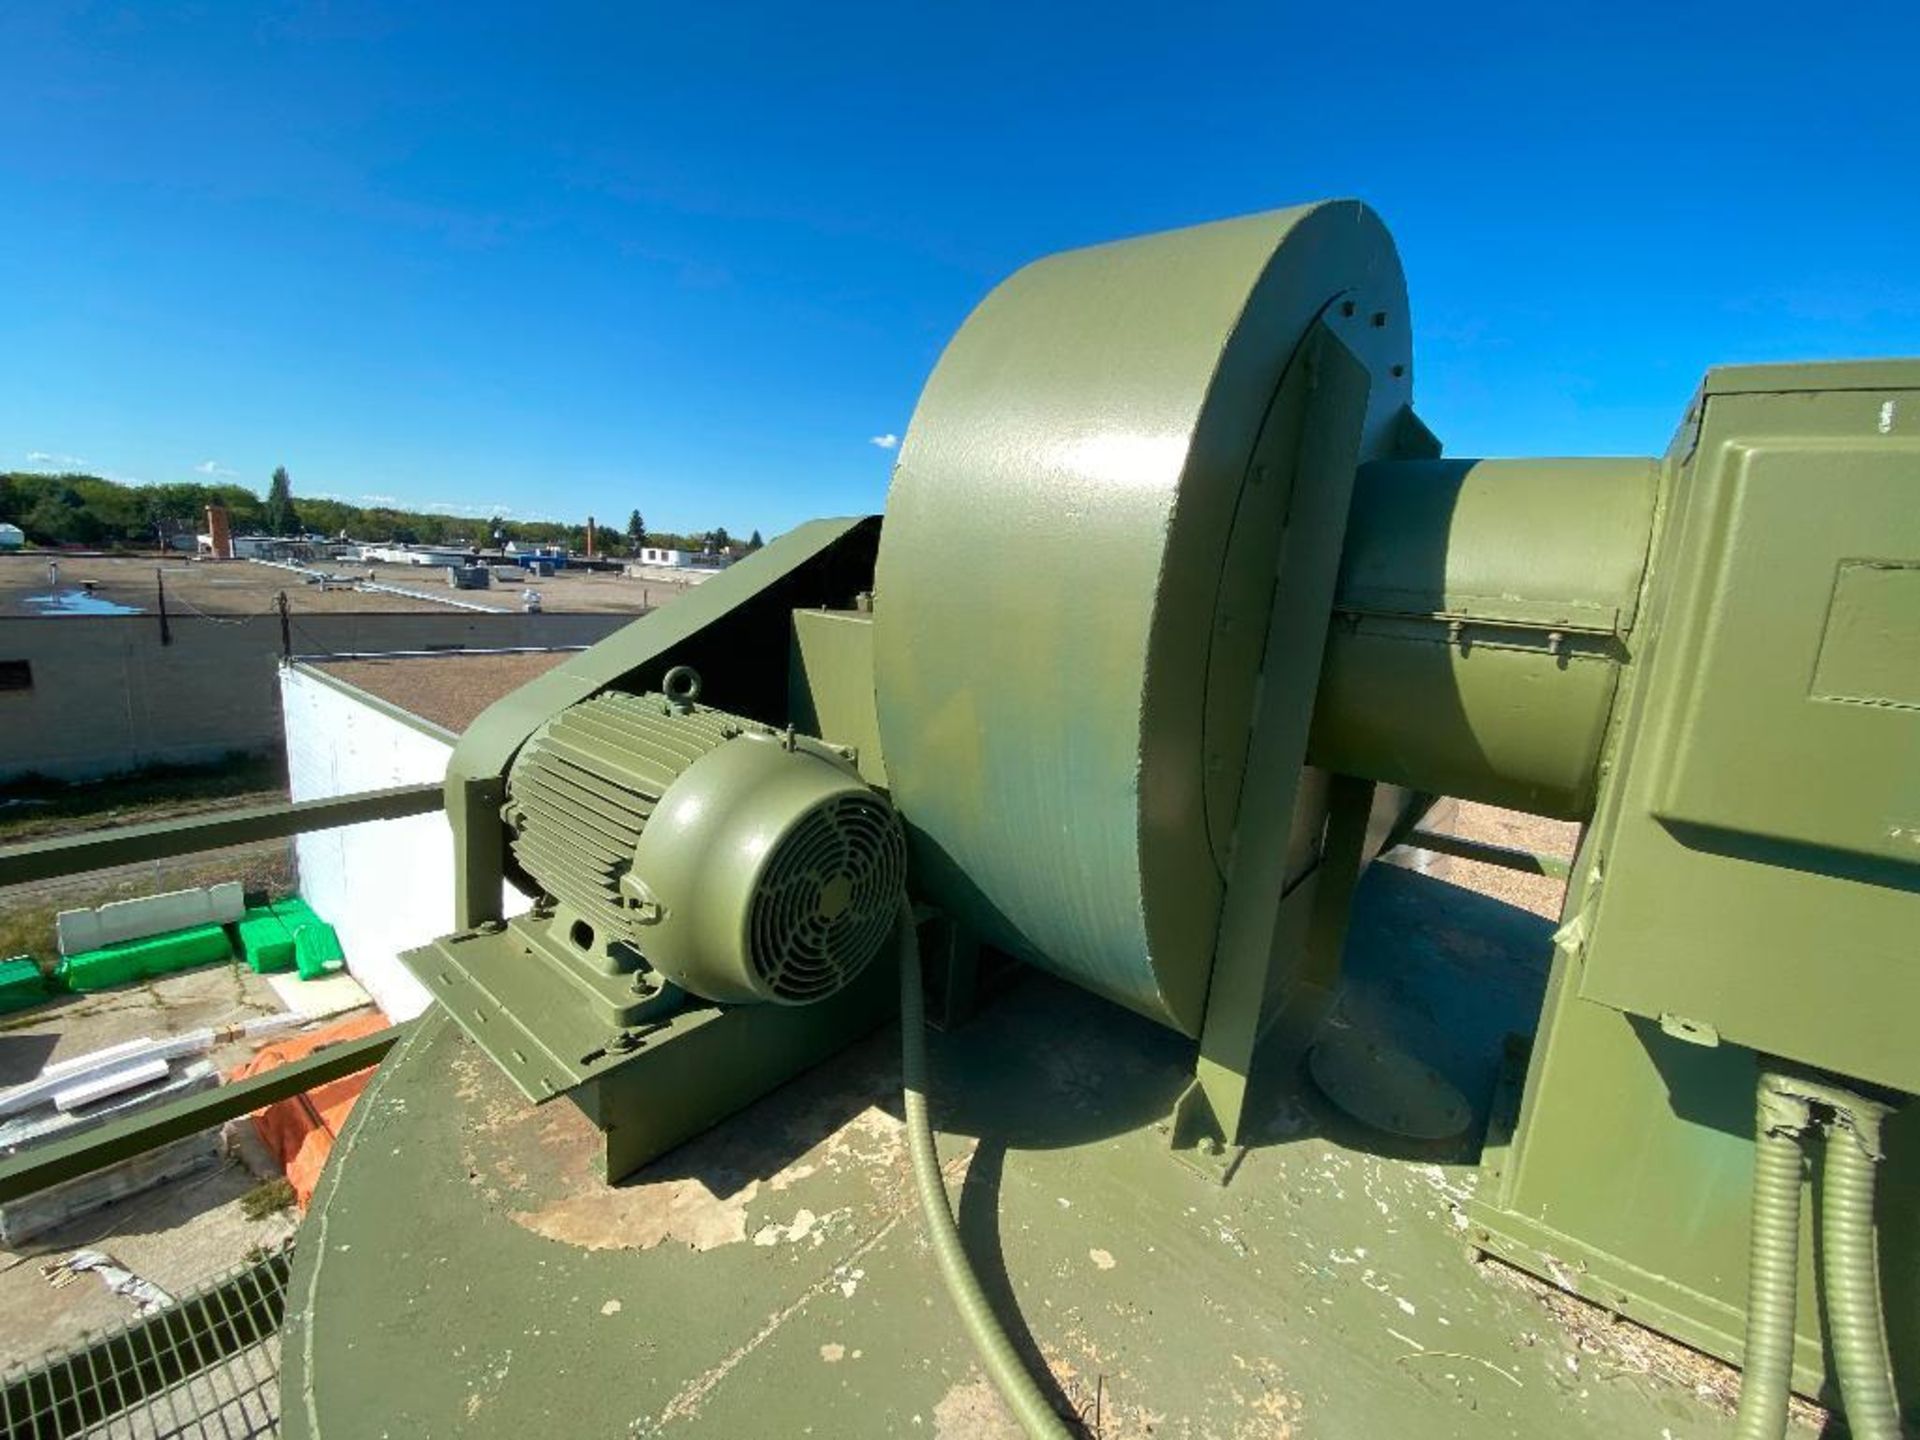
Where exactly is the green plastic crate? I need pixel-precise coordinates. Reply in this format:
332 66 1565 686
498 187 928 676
236 907 297 974
271 898 346 980
59 924 234 992
0 956 48 1014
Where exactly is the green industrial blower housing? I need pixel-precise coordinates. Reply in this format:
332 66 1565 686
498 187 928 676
285 201 1918 1438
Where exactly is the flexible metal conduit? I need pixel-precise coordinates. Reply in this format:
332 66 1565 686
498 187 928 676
1733 1074 1811 1440
897 906 1072 1440
1820 1098 1901 1440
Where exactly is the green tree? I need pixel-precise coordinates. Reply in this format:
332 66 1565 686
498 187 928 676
265 466 300 536
746 529 764 551
22 484 98 546
626 509 647 554
144 483 205 548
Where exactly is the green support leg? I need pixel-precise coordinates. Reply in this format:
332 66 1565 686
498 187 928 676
1168 326 1373 1179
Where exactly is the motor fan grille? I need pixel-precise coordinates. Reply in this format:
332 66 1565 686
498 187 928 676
748 793 905 1001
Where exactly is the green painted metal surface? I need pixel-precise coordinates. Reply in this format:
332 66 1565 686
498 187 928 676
504 688 902 1008
414 668 905 1161
1311 457 1655 818
287 863 1795 1439
1568 368 1920 1090
1171 326 1378 1161
1470 365 1920 1415
445 515 881 930
788 607 886 786
872 201 1414 1037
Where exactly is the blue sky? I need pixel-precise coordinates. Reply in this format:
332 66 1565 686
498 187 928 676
2 2 1914 538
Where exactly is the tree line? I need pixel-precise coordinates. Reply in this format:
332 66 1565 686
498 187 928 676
0 469 762 558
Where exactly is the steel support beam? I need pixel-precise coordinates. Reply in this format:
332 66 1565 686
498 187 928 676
1168 324 1373 1177
1400 827 1572 880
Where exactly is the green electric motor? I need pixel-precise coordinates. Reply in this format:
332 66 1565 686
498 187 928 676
502 670 907 1008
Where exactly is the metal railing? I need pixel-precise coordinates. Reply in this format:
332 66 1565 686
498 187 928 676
0 780 445 1435
0 782 445 887
1 1243 292 1439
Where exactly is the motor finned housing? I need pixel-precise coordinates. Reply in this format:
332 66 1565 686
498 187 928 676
504 688 905 1006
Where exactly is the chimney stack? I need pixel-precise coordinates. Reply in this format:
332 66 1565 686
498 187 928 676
205 505 233 560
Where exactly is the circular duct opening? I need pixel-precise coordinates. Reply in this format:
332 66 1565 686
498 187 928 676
748 793 906 1002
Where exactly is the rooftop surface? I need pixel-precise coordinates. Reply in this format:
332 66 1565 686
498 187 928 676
289 849 1792 1439
305 649 582 735
0 553 698 618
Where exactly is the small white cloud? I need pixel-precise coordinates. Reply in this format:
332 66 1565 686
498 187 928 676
194 460 237 477
26 450 84 466
415 499 526 519
869 433 899 451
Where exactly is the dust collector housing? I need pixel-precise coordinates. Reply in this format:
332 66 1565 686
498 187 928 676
503 686 906 1006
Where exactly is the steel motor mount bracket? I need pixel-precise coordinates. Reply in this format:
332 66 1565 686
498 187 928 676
405 921 899 1184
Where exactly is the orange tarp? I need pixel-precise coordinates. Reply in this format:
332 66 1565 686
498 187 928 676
229 1012 390 1208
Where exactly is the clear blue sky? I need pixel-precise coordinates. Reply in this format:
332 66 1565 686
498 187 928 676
2 2 1914 538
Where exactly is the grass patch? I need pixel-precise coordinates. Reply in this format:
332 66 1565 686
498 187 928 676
0 752 288 844
239 1177 296 1220
0 850 294 966
0 753 296 967
0 896 62 974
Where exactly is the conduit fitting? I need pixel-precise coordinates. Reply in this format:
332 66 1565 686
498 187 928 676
1756 1074 1816 1144
1824 1090 1892 1164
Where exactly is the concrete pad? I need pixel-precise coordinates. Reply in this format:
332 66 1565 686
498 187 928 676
0 1147 297 1367
264 969 373 1022
0 963 286 1088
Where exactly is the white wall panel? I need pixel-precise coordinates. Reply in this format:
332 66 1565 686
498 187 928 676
280 668 527 1021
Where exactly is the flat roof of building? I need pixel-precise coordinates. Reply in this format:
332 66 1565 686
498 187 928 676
0 553 697 618
300 649 581 735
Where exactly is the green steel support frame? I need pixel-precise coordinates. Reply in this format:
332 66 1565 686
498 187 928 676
1167 324 1374 1174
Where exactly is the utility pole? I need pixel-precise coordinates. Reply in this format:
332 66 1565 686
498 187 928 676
155 568 172 646
276 591 292 661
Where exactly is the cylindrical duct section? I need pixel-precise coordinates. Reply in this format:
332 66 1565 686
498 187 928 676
1309 457 1659 819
